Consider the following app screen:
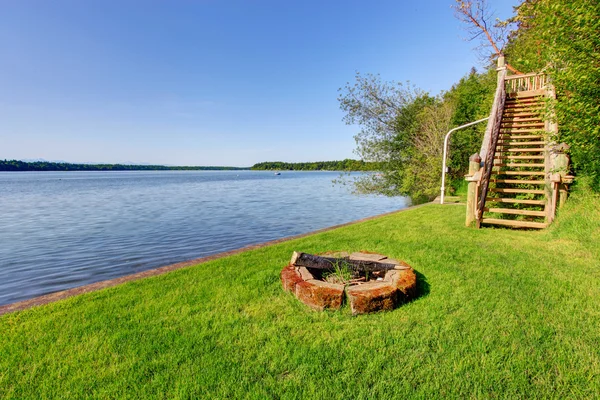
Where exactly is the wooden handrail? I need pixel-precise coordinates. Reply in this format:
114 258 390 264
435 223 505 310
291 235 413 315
476 74 507 227
505 72 541 79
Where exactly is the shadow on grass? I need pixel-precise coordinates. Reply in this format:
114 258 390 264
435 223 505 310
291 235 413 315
412 270 430 301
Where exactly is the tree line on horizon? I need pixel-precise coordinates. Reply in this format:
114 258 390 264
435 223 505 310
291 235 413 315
0 160 247 172
0 159 379 172
250 159 379 171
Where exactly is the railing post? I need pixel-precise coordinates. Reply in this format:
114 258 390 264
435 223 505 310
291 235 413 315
544 84 560 222
465 153 482 227
554 147 571 209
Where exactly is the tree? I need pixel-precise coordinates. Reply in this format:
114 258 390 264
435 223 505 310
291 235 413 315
338 73 460 202
504 0 600 190
452 0 522 74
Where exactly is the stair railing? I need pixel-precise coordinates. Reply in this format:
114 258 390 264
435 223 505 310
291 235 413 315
505 73 547 93
475 58 508 228
476 81 506 227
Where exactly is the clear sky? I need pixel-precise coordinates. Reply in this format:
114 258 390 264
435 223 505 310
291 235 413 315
0 0 519 167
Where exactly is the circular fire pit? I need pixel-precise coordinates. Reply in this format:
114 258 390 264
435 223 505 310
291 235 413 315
281 251 417 315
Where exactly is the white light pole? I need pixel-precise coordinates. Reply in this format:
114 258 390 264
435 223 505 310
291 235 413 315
440 117 490 204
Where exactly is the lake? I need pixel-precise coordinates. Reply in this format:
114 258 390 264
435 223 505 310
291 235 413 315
0 170 409 306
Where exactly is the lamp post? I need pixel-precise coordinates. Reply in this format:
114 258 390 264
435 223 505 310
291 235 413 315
440 117 490 204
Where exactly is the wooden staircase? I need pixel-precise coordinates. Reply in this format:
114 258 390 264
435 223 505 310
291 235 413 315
465 63 572 229
482 91 549 229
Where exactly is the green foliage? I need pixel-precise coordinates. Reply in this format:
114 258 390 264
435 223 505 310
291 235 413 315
322 259 353 285
506 0 600 190
1 200 600 398
338 72 444 201
250 159 378 171
338 70 496 202
0 160 247 172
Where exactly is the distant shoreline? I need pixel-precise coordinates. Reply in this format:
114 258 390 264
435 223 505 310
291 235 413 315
1 159 379 172
0 159 249 172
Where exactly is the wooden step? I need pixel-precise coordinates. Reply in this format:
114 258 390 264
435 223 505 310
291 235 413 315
505 102 542 109
506 92 544 99
495 155 545 160
507 89 545 98
484 208 546 217
500 128 547 134
494 170 545 176
496 141 545 146
501 117 544 123
500 121 545 129
505 97 543 103
485 197 546 205
481 218 547 229
493 163 545 168
500 148 545 152
489 188 545 194
505 96 542 102
502 120 544 125
504 108 542 113
503 112 543 118
503 109 544 115
490 179 545 185
504 104 543 110
499 135 544 140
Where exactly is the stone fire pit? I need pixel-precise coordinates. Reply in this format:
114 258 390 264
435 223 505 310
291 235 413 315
281 251 417 315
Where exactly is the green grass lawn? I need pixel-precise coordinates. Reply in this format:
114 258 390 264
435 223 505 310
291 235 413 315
1 192 599 399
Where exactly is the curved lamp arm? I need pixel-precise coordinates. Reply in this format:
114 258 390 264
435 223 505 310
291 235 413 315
440 117 490 204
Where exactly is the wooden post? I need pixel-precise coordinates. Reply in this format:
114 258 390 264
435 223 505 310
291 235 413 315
544 84 559 223
554 152 571 209
559 183 569 209
465 153 481 227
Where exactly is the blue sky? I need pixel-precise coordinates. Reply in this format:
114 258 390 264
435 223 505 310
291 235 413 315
0 0 519 167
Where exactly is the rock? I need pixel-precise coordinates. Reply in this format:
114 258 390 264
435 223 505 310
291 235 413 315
349 252 387 262
346 282 398 315
298 267 314 281
384 267 418 301
383 270 398 282
321 251 349 258
280 265 303 293
395 268 418 300
295 279 344 311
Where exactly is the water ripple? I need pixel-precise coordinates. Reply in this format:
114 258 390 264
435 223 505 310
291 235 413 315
0 170 409 305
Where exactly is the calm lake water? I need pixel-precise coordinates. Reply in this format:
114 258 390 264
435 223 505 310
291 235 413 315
0 170 409 306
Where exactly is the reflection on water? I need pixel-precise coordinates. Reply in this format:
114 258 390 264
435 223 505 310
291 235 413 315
0 170 409 305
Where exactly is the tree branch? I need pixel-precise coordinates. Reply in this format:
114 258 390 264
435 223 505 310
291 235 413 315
453 0 524 74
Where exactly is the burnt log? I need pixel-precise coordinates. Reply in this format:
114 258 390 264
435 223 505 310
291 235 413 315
290 252 399 272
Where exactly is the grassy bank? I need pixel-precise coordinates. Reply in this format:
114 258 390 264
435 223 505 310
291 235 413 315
1 192 599 398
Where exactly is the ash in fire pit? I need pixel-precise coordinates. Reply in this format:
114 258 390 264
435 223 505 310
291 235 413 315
281 251 417 315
